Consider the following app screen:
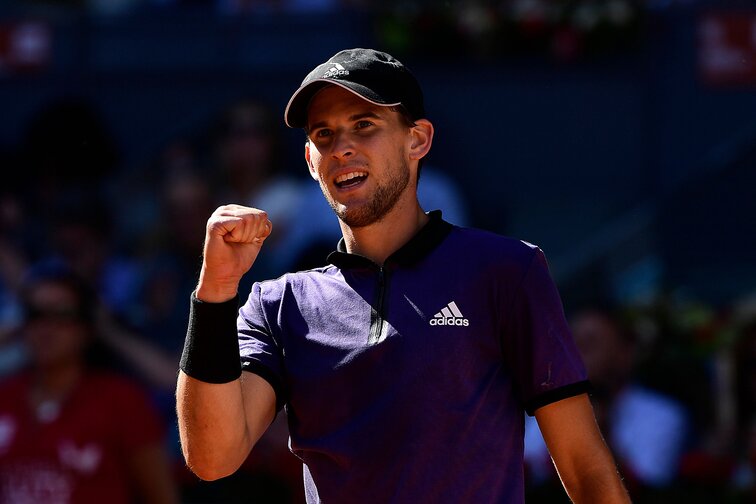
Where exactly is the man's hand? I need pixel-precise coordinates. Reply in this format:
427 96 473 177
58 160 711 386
196 205 272 303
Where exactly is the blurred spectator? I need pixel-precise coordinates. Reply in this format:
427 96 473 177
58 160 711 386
137 157 216 355
0 182 30 377
417 166 470 226
214 99 293 217
4 98 125 376
0 265 177 503
684 314 756 500
19 98 118 238
133 155 217 464
732 319 756 500
46 198 142 322
525 305 689 497
573 307 689 485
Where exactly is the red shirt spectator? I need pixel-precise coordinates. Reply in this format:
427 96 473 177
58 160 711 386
0 265 176 504
0 371 165 504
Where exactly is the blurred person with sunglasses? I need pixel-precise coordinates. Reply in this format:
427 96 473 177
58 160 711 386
0 265 177 504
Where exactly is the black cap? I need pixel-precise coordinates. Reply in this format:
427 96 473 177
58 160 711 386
284 48 425 129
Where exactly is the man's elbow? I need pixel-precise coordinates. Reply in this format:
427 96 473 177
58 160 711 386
182 446 243 481
187 463 235 482
561 464 631 504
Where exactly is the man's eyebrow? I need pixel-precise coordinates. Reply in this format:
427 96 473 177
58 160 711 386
308 111 384 131
349 111 383 122
308 120 328 131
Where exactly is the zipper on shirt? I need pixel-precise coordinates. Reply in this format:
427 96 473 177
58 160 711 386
369 267 387 344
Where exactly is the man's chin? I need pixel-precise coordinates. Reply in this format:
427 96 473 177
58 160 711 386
332 202 385 229
336 209 376 229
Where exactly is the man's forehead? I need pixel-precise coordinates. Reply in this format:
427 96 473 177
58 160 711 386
306 85 392 125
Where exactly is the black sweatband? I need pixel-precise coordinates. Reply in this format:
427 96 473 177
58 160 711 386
180 292 242 384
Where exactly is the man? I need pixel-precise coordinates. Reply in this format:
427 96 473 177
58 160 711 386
176 48 631 503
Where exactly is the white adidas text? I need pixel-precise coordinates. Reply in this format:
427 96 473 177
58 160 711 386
430 301 469 327
430 317 469 326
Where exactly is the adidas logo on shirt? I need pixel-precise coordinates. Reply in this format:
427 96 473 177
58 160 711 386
430 301 469 327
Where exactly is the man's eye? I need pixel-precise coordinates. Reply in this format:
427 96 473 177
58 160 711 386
356 121 372 129
316 129 332 138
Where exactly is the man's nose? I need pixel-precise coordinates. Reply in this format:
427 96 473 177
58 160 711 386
331 131 354 159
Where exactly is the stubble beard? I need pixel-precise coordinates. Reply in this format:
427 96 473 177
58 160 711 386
321 158 411 229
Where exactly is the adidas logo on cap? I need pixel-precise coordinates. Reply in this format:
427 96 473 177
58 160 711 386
322 62 349 79
430 301 469 327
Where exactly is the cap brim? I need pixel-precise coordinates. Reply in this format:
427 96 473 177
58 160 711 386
284 79 401 129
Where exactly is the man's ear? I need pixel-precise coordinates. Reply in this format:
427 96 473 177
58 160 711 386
305 141 319 181
409 119 434 162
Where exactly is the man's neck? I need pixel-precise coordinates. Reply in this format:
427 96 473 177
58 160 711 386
339 198 429 265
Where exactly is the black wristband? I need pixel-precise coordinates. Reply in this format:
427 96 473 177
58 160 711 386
180 292 242 384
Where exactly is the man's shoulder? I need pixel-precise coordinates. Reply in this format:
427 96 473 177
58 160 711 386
445 224 540 264
264 264 337 284
245 265 339 302
451 224 537 247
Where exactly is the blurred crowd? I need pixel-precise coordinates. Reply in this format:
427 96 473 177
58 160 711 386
15 0 686 62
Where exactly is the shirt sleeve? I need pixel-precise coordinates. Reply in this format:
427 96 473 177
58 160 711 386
238 281 287 412
502 247 589 416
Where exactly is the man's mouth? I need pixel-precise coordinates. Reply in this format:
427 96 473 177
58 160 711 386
334 171 368 189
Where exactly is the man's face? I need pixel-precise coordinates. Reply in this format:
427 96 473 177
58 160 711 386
304 85 415 228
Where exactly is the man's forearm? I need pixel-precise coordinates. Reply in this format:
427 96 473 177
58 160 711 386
176 372 252 480
536 395 632 503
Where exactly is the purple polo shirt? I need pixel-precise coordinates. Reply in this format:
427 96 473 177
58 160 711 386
238 211 588 503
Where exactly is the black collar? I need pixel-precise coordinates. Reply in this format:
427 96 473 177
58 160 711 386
327 210 453 270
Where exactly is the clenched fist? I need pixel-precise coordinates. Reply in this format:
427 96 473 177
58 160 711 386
196 205 272 303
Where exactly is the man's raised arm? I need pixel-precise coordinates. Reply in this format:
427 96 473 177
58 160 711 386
176 204 275 481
